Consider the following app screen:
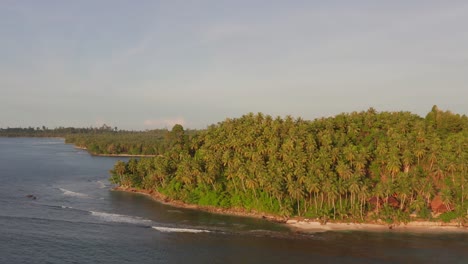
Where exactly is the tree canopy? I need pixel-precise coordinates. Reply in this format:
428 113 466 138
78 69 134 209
110 107 468 224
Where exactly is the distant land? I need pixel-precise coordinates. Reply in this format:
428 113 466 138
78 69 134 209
0 124 199 156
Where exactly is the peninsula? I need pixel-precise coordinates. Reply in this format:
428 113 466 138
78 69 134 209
110 106 468 231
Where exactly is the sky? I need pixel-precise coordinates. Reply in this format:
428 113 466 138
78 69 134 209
1 1 467 130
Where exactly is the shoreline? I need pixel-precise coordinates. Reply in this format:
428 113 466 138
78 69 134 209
287 219 468 233
0 137 157 157
113 186 286 223
93 153 158 157
114 186 468 233
74 146 158 157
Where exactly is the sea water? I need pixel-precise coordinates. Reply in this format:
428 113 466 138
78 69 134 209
0 138 467 263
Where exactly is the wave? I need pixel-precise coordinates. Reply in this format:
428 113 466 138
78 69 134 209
89 211 153 225
0 214 136 229
58 188 89 198
96 181 107 189
34 203 89 214
39 204 74 210
151 226 211 233
31 141 62 145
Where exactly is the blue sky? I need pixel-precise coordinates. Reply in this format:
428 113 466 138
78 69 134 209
1 1 467 129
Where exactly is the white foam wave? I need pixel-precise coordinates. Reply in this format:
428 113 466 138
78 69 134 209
90 211 152 225
59 188 89 198
97 181 106 189
32 141 62 145
152 226 211 233
61 205 73 209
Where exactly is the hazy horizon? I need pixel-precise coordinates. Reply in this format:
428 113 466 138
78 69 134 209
0 106 463 131
2 1 467 130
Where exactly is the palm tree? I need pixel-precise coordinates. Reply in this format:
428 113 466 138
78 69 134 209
305 175 320 214
336 160 353 180
402 149 413 173
386 150 401 182
354 151 368 176
287 179 304 216
414 143 425 165
358 185 370 220
111 160 127 185
336 178 347 213
396 173 411 210
323 176 338 219
348 176 360 211
441 187 453 211
374 182 386 214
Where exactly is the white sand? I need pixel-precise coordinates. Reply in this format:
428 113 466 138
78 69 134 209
287 219 468 233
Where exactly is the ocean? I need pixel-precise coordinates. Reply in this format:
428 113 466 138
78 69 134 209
0 137 466 263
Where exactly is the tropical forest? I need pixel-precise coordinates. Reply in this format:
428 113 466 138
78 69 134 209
108 106 468 225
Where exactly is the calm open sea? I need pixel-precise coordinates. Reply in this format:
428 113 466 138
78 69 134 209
0 137 466 263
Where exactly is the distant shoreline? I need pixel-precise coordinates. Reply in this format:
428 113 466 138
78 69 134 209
0 135 166 158
114 187 468 233
74 146 158 157
94 154 158 157
0 137 157 157
0 136 64 139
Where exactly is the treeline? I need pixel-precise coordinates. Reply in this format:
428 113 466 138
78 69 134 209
110 106 468 224
65 125 198 155
0 124 199 156
0 125 116 137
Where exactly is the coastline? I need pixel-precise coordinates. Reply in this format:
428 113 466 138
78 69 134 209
112 186 286 223
93 153 158 157
287 219 468 233
74 146 158 157
114 186 468 233
0 137 157 157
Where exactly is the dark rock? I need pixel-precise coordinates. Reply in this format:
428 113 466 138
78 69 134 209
26 194 37 200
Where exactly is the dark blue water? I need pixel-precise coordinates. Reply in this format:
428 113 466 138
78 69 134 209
0 138 467 263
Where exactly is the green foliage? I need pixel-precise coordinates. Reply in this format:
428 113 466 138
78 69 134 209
426 105 468 136
418 206 432 220
386 207 411 224
197 189 221 206
65 128 196 156
230 194 243 208
107 107 468 223
0 125 115 137
439 211 458 223
380 204 397 224
186 190 201 204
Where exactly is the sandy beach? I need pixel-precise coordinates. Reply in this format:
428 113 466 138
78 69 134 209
287 219 468 233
